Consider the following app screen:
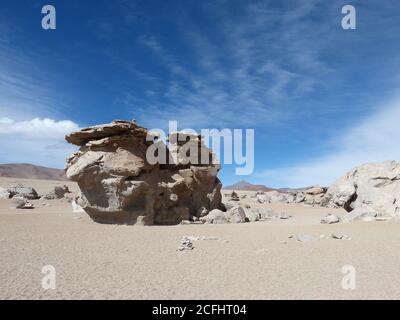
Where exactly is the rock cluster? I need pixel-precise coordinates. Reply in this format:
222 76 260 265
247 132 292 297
1 184 40 210
65 120 223 225
253 186 327 206
1 184 73 210
10 196 34 209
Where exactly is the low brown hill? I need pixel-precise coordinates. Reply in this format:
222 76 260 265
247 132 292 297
0 163 67 181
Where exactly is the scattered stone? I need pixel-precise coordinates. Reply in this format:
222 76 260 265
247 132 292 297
177 236 194 251
200 206 246 224
8 185 39 200
295 234 315 243
177 235 221 251
0 187 11 199
246 210 260 222
330 233 351 240
229 191 240 201
320 213 340 224
226 206 246 223
10 196 34 209
42 185 71 200
275 212 291 220
305 186 326 195
200 209 229 224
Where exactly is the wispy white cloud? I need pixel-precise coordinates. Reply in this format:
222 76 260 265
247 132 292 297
0 118 79 139
118 1 336 129
256 97 400 187
0 118 79 168
0 17 71 121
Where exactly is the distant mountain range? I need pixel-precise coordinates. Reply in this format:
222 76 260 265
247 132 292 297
0 163 67 181
0 165 308 191
223 180 308 193
223 180 276 192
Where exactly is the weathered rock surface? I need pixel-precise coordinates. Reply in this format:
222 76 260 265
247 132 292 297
330 233 351 240
323 161 400 218
295 234 315 243
71 199 85 213
342 206 377 222
43 186 71 200
65 120 223 225
226 206 247 223
200 206 246 224
246 210 260 222
200 209 229 224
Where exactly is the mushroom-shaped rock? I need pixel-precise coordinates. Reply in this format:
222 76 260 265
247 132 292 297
65 120 224 225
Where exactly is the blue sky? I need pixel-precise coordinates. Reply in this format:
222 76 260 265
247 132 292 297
1 0 400 187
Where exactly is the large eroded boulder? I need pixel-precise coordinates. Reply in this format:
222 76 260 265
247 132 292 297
65 120 223 225
323 161 400 217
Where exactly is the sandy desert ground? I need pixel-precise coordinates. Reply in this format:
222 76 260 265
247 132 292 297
1 177 400 300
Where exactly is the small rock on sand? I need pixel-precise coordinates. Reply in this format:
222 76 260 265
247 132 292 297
320 213 340 224
330 233 351 240
10 197 34 209
177 236 194 251
295 234 315 243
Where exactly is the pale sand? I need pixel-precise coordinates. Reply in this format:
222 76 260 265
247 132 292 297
1 178 400 300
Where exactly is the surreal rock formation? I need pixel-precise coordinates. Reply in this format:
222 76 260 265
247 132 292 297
65 120 223 225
